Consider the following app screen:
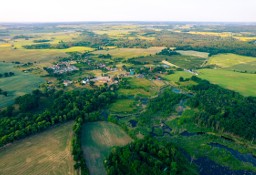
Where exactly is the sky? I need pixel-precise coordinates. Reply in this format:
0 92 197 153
0 0 256 22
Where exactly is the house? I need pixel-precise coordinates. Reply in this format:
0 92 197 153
63 80 73 86
81 79 90 84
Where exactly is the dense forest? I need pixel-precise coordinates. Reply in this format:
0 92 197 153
189 76 256 141
105 137 197 175
0 86 117 146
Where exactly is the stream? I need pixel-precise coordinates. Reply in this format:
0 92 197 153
210 142 256 166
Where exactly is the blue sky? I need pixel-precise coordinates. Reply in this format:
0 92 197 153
1 0 255 22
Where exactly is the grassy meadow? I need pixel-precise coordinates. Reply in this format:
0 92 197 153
198 69 256 96
81 122 132 175
0 62 44 108
109 99 136 113
0 122 75 175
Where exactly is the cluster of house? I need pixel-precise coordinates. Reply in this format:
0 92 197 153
49 62 79 74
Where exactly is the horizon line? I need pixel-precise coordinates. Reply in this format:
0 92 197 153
1 21 256 24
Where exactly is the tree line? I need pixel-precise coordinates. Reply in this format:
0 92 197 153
188 76 256 141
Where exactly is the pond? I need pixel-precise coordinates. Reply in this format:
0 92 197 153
129 120 137 127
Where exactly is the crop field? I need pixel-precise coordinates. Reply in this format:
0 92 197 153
166 55 207 69
133 55 206 69
0 62 44 108
81 122 132 175
176 50 209 58
0 48 67 66
0 122 75 175
198 69 256 96
207 54 256 73
109 99 136 113
92 47 164 59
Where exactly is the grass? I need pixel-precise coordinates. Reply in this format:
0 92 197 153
0 122 75 175
92 47 164 59
198 69 256 96
207 54 256 71
118 88 151 97
164 71 193 82
109 99 136 113
81 121 132 175
0 62 44 108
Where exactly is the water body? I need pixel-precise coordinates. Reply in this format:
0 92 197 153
129 120 137 127
195 157 256 175
210 142 256 166
180 131 205 136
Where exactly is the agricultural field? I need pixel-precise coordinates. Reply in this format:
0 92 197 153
93 47 164 59
81 122 132 175
176 50 209 58
0 122 75 175
0 62 44 108
206 54 256 73
198 69 256 96
0 48 67 66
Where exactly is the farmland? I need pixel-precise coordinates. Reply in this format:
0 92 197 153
198 69 256 96
81 122 132 175
0 122 75 175
207 54 256 73
0 47 67 66
93 47 164 59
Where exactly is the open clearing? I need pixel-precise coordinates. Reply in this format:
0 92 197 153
92 47 164 59
0 122 75 175
0 62 44 108
207 54 256 73
81 121 132 175
198 69 256 96
109 99 136 113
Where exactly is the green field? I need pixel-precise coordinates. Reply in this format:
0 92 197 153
118 88 152 97
164 71 193 82
0 62 44 108
81 122 132 175
0 122 75 175
93 47 164 59
207 54 256 73
198 69 256 96
109 99 136 113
